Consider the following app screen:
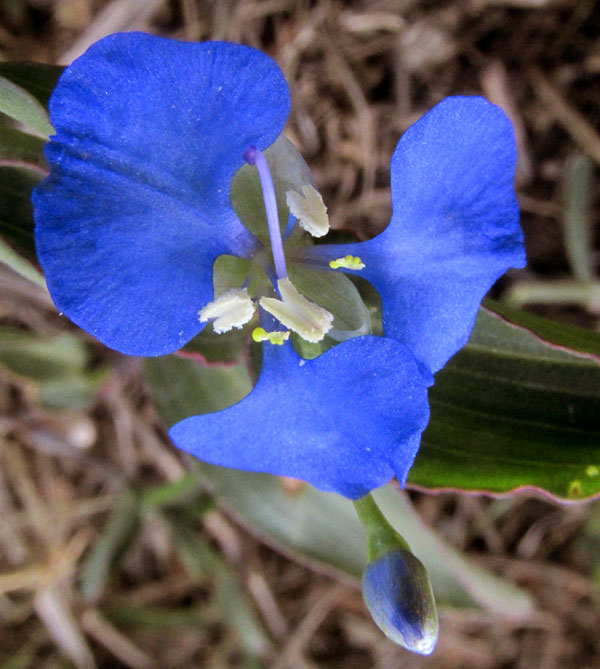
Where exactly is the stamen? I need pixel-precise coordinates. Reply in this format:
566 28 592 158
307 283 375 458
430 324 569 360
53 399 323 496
252 327 290 346
286 185 329 237
198 288 256 333
243 146 287 279
259 277 334 343
329 255 366 270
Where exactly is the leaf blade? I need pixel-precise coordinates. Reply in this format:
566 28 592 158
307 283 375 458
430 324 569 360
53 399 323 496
408 304 600 501
0 74 53 137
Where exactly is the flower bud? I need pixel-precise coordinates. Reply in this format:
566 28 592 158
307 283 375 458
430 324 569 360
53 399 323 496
362 549 438 655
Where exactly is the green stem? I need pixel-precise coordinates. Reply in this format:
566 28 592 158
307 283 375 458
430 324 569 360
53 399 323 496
353 493 411 561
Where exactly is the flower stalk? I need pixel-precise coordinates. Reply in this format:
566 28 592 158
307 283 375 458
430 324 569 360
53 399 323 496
354 493 438 655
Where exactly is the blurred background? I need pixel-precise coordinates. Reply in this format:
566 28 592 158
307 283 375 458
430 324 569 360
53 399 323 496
0 0 599 667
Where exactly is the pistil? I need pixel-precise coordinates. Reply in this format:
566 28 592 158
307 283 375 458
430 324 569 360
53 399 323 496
243 146 287 280
240 144 334 344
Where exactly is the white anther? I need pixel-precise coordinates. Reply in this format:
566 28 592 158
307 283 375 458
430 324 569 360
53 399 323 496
198 288 255 333
286 185 329 238
259 278 333 343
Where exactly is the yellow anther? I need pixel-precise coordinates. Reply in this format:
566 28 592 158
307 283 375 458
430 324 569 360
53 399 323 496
252 327 290 345
329 255 365 271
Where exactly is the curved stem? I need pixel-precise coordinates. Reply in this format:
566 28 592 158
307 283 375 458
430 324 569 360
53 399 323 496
353 493 411 561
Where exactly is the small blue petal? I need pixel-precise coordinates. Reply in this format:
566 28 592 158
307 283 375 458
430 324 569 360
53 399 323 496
34 32 290 355
362 550 438 655
169 336 430 499
315 96 525 373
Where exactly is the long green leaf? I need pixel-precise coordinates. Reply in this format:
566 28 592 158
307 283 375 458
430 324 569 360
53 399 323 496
0 236 45 288
0 74 53 137
0 165 41 256
80 492 140 603
0 328 88 380
0 126 47 171
0 62 62 110
484 298 600 360
409 303 600 500
562 154 594 282
0 327 103 410
187 463 533 613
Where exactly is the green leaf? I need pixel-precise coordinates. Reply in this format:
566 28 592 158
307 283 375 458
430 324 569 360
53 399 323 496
38 374 102 411
0 126 47 171
80 492 140 603
409 303 600 501
0 328 104 411
103 602 212 629
0 328 88 381
185 463 533 613
485 298 600 360
145 352 253 419
139 472 207 509
0 236 46 288
0 165 41 256
0 62 62 110
0 71 54 137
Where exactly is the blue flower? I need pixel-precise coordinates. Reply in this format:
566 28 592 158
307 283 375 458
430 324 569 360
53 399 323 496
362 550 438 654
33 32 525 499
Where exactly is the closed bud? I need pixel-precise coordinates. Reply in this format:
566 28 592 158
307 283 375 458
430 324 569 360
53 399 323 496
362 549 438 655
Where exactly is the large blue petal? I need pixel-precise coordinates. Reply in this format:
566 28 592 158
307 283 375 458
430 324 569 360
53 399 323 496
309 97 525 373
169 336 430 499
34 32 290 355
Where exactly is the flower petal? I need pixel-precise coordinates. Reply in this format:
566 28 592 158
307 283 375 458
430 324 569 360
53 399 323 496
169 336 430 499
34 32 290 355
313 97 525 373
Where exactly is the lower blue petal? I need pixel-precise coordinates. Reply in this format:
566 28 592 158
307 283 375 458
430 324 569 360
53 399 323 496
169 336 430 499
